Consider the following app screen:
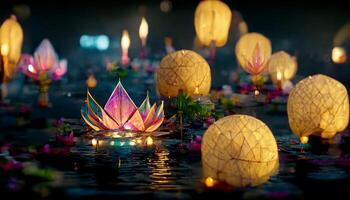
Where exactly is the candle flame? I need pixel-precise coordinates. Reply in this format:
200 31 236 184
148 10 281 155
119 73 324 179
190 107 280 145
121 30 131 51
91 138 97 146
146 136 153 146
1 44 9 56
139 17 149 46
331 46 347 64
205 177 215 187
28 64 36 74
254 90 260 96
276 70 282 81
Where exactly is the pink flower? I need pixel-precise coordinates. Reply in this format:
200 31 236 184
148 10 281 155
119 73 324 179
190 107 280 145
19 39 67 81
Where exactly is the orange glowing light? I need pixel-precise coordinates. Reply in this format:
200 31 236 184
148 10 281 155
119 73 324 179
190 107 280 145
139 17 149 47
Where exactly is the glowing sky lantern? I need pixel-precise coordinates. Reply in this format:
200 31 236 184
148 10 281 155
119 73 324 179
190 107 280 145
235 32 272 76
194 0 232 48
156 50 211 97
287 74 349 144
121 30 131 65
81 81 164 132
331 46 347 64
202 115 279 187
0 15 23 99
139 17 149 47
268 51 297 88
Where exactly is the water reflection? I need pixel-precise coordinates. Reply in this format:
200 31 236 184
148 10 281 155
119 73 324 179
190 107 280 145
147 146 175 190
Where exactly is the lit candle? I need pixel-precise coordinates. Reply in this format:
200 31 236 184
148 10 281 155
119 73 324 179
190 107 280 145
331 46 347 64
139 17 148 47
121 30 130 65
139 17 148 59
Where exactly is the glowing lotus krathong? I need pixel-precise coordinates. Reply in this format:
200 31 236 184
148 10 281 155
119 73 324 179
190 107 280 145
20 39 67 81
19 39 67 107
81 81 164 132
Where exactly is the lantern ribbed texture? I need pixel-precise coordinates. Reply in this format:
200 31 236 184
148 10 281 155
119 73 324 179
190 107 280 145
202 115 279 187
156 50 211 97
287 74 349 141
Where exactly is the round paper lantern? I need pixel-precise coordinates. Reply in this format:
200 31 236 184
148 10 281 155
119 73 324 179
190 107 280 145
0 15 23 79
331 46 347 64
202 115 279 187
235 32 272 75
268 51 297 85
156 50 211 97
287 74 349 143
194 0 232 47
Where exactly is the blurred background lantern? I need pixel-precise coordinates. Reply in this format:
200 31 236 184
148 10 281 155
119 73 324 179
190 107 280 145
156 50 211 98
194 0 232 64
194 0 232 48
287 74 349 144
235 32 271 75
0 15 23 99
268 51 297 89
86 72 97 89
121 30 131 65
331 46 347 64
202 115 279 187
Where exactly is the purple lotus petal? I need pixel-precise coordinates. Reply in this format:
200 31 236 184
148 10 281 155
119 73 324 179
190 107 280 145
104 81 137 126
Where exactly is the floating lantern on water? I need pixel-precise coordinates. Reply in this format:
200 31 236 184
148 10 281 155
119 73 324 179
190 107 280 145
235 33 271 76
331 46 347 64
287 74 349 143
268 51 297 89
156 50 211 97
19 39 67 107
139 17 149 59
202 115 279 187
81 81 164 132
194 0 232 63
0 15 23 99
121 30 130 65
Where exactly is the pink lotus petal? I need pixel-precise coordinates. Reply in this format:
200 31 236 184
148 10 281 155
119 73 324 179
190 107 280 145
87 91 120 129
34 39 58 71
143 103 157 128
104 81 137 126
145 117 164 132
52 59 67 80
138 92 151 120
124 110 145 131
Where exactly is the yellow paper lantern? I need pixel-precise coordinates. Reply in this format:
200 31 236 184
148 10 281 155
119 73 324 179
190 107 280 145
268 51 297 85
235 32 272 75
202 115 279 187
0 15 23 79
331 46 347 64
194 0 232 47
156 50 211 97
287 74 349 143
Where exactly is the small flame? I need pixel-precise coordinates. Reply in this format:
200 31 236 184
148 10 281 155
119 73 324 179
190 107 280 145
331 46 347 64
91 138 98 146
254 90 260 96
194 87 199 94
28 64 36 74
121 30 131 51
300 136 309 144
146 136 153 146
276 70 282 81
1 44 9 56
205 177 215 187
139 17 149 46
